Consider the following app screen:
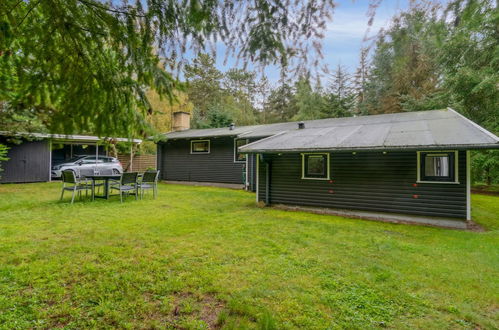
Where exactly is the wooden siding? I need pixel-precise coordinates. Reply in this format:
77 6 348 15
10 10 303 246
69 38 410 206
257 151 467 219
159 137 245 184
0 139 50 183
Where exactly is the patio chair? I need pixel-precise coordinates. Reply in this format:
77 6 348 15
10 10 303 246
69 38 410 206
139 170 160 199
110 172 139 203
60 170 93 204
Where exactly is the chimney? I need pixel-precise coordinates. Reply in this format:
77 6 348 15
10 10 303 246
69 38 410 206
172 111 190 131
298 121 305 129
229 123 235 130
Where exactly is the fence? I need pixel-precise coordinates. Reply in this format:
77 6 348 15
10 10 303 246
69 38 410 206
117 154 156 172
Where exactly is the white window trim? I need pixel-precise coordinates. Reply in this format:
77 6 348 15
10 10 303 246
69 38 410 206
190 139 210 154
234 138 249 163
301 153 330 180
416 150 459 184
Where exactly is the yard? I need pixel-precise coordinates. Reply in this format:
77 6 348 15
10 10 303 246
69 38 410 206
0 183 497 329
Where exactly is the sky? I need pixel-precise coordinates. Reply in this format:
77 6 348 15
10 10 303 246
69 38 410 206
210 0 412 85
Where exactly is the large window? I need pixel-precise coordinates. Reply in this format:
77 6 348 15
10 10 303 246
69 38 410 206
190 140 210 154
234 139 249 162
418 151 458 183
302 153 330 180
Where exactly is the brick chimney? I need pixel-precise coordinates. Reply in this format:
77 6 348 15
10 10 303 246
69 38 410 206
172 111 190 131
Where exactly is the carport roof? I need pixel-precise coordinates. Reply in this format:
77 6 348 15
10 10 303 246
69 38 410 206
0 132 142 144
239 108 499 153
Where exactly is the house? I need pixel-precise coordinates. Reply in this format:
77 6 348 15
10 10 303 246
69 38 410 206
239 108 499 228
0 132 141 183
158 111 384 189
158 109 498 228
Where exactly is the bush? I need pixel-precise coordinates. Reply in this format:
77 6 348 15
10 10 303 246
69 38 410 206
0 144 9 179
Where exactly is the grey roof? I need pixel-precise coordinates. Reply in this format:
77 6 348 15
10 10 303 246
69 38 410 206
0 131 142 143
239 108 499 153
161 125 261 139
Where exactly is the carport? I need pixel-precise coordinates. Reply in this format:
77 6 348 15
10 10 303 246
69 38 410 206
0 132 141 183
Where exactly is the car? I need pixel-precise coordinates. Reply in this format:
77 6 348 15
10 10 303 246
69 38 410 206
51 155 123 179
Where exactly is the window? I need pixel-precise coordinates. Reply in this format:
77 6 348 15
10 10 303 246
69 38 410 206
418 151 457 183
191 140 210 154
302 153 330 180
81 157 103 164
234 139 249 162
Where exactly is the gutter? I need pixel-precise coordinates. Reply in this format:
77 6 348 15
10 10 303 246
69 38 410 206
240 143 499 154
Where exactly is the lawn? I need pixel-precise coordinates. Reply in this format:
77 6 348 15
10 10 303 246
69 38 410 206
0 183 497 329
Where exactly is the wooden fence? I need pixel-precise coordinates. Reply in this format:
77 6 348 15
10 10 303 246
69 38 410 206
117 154 156 172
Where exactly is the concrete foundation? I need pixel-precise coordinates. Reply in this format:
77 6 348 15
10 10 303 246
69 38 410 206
272 204 470 229
164 180 244 190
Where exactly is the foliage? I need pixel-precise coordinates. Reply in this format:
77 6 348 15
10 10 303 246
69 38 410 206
185 54 267 128
356 0 498 186
0 182 498 328
438 0 499 132
0 0 335 137
0 144 8 178
324 65 355 118
292 77 329 121
472 150 499 185
360 3 445 114
262 82 297 123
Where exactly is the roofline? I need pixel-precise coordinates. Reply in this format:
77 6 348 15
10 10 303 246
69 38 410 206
446 107 499 142
0 131 142 143
240 143 499 154
239 131 287 150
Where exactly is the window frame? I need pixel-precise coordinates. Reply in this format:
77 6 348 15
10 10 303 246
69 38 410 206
417 150 459 184
190 139 210 154
234 138 249 163
301 153 330 180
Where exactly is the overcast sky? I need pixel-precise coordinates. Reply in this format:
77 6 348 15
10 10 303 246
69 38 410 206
208 0 411 85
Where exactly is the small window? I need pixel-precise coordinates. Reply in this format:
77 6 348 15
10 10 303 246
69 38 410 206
302 153 330 180
191 140 210 154
234 139 249 162
418 151 457 182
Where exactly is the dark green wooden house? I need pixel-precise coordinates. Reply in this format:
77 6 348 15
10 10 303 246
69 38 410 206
158 109 498 228
238 108 499 228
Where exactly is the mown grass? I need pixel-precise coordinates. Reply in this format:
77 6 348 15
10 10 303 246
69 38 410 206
0 182 497 329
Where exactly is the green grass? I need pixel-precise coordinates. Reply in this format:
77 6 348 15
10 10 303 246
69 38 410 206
0 183 498 329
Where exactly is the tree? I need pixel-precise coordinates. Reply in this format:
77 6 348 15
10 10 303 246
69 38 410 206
439 0 498 133
324 65 355 118
263 82 297 123
184 54 225 124
292 77 328 121
362 3 444 114
1 0 335 138
359 0 498 185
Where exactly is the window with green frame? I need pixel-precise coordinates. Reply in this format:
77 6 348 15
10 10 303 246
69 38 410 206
418 151 457 182
190 140 210 154
302 153 330 179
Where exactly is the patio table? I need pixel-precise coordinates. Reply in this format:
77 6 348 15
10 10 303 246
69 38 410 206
85 174 121 200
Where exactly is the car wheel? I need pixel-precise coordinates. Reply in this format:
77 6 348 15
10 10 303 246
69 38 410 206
112 168 120 174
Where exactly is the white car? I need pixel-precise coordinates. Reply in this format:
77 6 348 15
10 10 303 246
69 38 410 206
51 155 123 179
